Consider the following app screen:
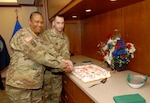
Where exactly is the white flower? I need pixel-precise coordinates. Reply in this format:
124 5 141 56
109 47 115 53
126 43 136 53
107 38 113 43
102 45 108 51
104 53 112 65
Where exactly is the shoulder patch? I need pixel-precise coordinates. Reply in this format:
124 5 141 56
24 36 33 42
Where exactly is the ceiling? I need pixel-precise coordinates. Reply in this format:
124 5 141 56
62 0 144 20
0 0 144 20
0 0 35 6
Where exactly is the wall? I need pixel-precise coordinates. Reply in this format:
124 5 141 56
81 0 150 75
0 6 37 53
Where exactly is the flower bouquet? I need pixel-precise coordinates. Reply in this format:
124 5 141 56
97 29 136 71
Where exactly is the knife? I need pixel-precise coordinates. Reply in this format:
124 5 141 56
89 78 107 88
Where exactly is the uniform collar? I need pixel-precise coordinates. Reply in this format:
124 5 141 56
51 28 64 39
28 27 41 38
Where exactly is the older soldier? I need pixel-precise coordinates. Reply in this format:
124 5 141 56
42 14 72 103
5 11 73 103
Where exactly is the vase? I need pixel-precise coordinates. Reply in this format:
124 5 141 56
114 63 127 71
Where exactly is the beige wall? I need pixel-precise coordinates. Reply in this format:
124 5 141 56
0 6 37 53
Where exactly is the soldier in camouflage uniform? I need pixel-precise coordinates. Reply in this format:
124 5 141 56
42 14 71 103
5 11 73 103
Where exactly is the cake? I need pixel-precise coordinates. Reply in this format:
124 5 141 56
72 64 111 82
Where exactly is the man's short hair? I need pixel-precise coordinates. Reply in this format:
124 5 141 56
30 11 42 19
54 14 64 20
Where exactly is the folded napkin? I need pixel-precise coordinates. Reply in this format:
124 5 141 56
113 93 146 103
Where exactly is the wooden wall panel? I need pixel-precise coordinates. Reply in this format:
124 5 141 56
64 20 82 55
47 0 72 20
123 0 150 74
82 9 123 59
81 0 150 75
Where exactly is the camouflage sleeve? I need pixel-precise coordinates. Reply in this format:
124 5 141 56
10 30 66 69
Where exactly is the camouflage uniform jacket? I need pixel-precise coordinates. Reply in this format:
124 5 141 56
42 28 70 73
6 27 66 89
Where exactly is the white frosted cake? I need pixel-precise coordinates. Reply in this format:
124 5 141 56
72 64 111 82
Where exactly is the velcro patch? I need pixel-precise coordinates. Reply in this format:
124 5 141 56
25 36 33 42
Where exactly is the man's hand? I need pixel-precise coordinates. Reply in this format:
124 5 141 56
62 59 74 73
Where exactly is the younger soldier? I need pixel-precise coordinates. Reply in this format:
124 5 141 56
42 14 72 103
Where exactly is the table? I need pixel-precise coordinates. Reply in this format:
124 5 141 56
64 55 150 103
